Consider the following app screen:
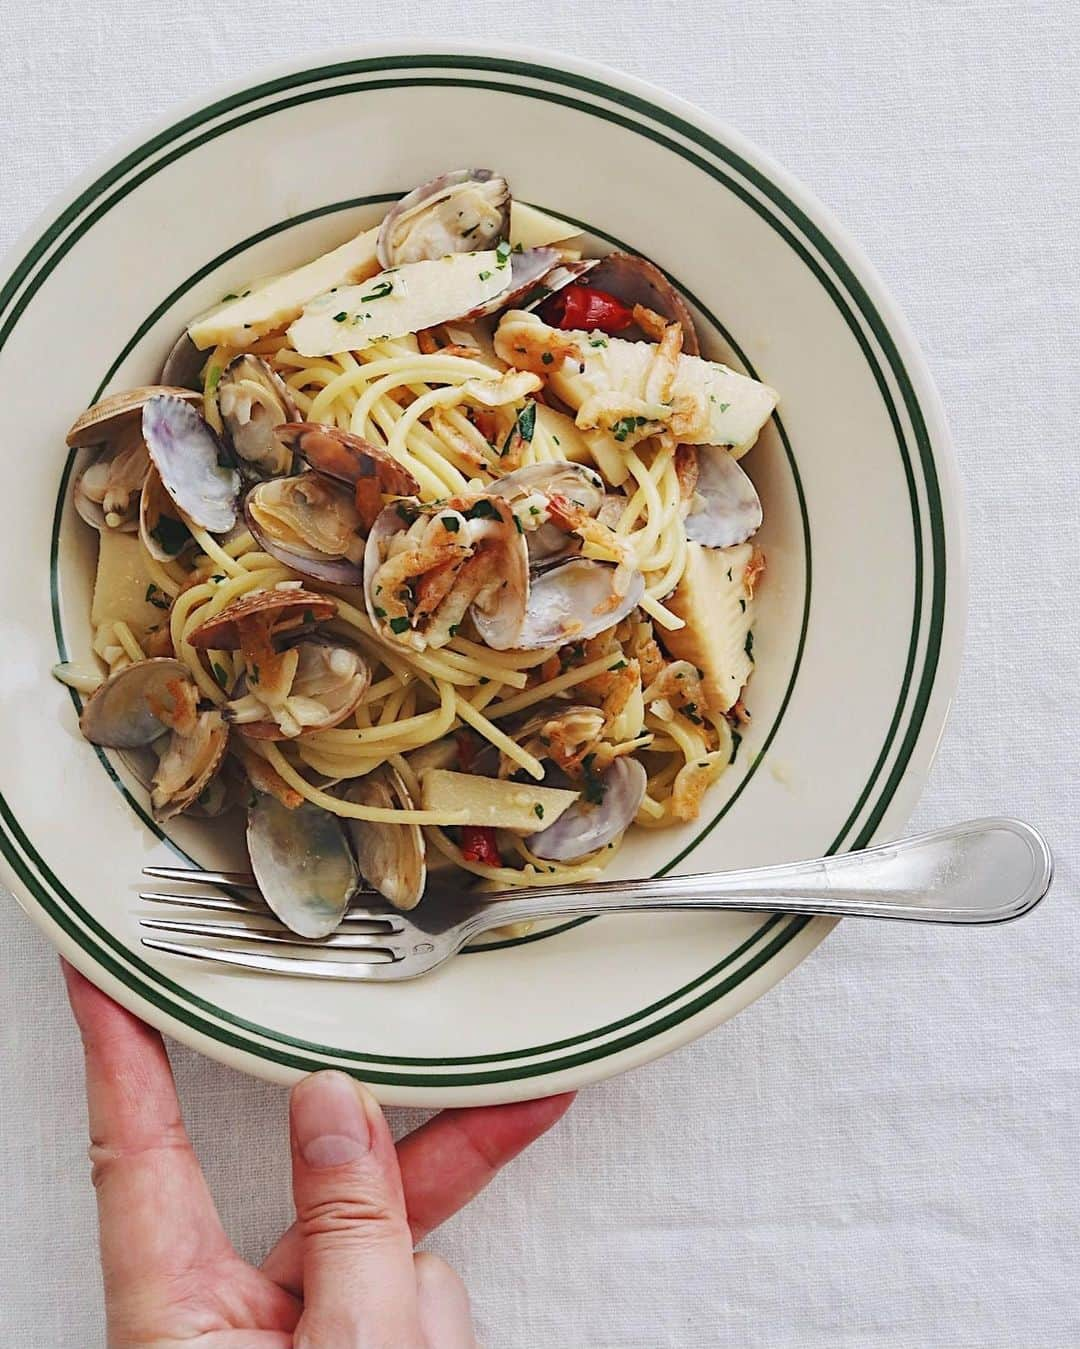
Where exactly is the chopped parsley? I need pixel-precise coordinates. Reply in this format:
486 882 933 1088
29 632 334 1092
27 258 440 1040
302 609 315 625
718 402 731 413
729 729 743 764
359 279 394 302
495 240 512 268
611 415 649 443
726 567 733 582
533 803 545 820
528 504 541 515
610 659 627 671
478 676 490 684
249 663 260 685
512 514 523 533
738 598 746 612
144 583 170 611
683 702 704 725
209 573 226 583
744 630 754 660
441 515 461 533
395 501 419 524
205 365 223 395
541 352 554 365
552 435 561 446
478 270 493 281
149 515 189 557
448 623 461 637
389 616 410 634
373 605 387 618
333 311 348 322
221 292 239 302
212 662 229 687
589 337 609 347
465 497 499 520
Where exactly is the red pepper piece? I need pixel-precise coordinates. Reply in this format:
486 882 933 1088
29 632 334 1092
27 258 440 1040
540 284 635 334
460 825 501 867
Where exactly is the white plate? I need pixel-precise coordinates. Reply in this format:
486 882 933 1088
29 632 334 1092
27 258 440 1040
0 43 964 1105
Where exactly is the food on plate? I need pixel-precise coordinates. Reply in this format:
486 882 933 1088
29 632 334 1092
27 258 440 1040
56 167 775 934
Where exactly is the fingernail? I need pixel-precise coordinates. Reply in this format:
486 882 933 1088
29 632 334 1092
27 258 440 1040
292 1071 372 1168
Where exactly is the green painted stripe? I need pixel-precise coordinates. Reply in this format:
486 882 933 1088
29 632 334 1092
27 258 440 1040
0 54 950 1085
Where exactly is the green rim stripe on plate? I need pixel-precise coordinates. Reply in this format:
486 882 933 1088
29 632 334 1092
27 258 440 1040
0 55 946 1084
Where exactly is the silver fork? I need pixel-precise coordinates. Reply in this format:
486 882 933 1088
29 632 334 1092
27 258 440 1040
138 817 1052 982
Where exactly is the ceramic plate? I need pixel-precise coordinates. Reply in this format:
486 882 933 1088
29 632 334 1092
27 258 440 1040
0 43 964 1105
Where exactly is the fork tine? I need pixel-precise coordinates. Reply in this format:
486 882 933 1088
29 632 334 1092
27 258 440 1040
142 864 377 896
139 915 405 954
138 890 408 930
140 937 405 981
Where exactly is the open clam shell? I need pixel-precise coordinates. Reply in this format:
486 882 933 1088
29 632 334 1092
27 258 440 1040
489 461 605 564
247 794 359 938
244 474 368 585
683 447 763 548
343 765 426 910
187 586 336 651
229 638 371 741
66 385 201 449
514 558 645 650
217 355 298 479
526 755 647 861
587 252 700 355
159 331 205 390
78 658 195 749
151 709 229 821
142 394 239 534
377 168 510 268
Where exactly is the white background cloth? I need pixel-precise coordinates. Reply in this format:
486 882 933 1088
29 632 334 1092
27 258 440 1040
1 3 1077 1346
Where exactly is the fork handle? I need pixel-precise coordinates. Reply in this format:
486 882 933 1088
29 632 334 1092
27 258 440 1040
466 819 1052 934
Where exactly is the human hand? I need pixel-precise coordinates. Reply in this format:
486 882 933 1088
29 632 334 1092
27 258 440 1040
62 961 573 1347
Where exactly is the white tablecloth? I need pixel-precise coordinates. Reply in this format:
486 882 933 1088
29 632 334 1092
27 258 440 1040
2 4 1077 1346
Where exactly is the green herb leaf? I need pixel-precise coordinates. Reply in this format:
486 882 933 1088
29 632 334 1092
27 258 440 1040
495 240 512 268
718 402 731 413
389 616 410 634
249 663 260 684
541 352 554 366
533 803 545 820
144 582 170 612
738 598 746 613
221 292 239 302
448 623 461 637
212 662 228 686
465 498 499 520
373 605 386 618
729 729 743 765
359 279 394 302
333 311 348 322
581 753 608 806
210 573 225 583
744 629 754 660
205 365 223 396
395 502 419 524
589 337 609 347
441 515 460 533
478 270 493 281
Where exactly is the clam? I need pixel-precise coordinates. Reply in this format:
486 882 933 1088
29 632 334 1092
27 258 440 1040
69 385 200 534
489 461 605 563
462 246 561 319
519 258 600 314
66 385 201 449
247 793 359 938
150 710 229 821
142 394 239 534
140 464 191 561
159 331 205 390
228 638 371 740
514 558 645 650
77 658 228 820
527 755 647 861
683 447 762 548
343 765 426 910
377 168 510 268
187 586 336 651
277 421 419 529
586 252 700 356
74 429 148 533
363 496 528 651
216 355 298 478
78 658 195 749
245 473 368 585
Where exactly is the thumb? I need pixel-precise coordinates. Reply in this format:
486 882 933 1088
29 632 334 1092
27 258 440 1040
290 1071 422 1345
